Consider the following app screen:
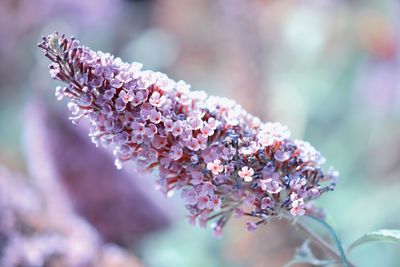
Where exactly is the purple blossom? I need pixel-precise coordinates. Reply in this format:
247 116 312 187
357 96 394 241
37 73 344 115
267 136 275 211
39 33 339 236
115 97 126 111
201 181 216 196
170 145 183 160
146 123 158 138
182 189 198 205
119 90 134 103
104 88 116 100
132 91 144 106
207 196 222 211
191 171 203 185
264 178 283 194
234 208 244 218
197 195 210 210
163 118 175 132
132 122 146 135
113 131 129 146
110 78 123 88
274 148 292 162
116 71 132 83
246 221 257 232
261 197 274 209
149 109 162 124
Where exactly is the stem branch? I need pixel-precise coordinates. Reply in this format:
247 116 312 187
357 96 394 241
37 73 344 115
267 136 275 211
283 214 354 267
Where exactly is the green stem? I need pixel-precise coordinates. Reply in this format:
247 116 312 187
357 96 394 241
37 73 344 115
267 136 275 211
304 215 350 267
280 213 353 267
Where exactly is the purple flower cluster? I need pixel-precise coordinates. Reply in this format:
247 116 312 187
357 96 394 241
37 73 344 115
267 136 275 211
39 33 338 235
0 166 140 267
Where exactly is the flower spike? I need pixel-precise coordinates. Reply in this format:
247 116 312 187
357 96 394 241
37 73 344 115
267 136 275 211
39 33 337 235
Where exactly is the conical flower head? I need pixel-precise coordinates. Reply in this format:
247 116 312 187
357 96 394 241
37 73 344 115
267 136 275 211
39 33 337 235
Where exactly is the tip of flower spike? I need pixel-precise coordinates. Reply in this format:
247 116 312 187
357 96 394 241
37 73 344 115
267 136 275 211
38 32 58 48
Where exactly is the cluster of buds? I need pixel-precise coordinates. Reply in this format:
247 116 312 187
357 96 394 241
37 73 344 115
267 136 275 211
39 33 338 236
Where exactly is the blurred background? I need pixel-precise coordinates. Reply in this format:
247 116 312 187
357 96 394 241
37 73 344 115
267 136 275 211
1 0 400 266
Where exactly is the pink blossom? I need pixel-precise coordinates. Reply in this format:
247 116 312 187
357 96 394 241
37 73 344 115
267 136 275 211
258 122 290 147
149 91 167 107
290 199 306 216
197 195 210 210
198 214 208 228
238 166 254 182
139 70 156 88
189 117 203 130
116 70 132 83
274 149 292 162
206 117 218 129
200 124 214 137
171 120 183 136
290 192 300 201
308 188 321 199
187 137 200 151
156 73 175 92
207 159 224 175
197 134 208 150
240 141 260 156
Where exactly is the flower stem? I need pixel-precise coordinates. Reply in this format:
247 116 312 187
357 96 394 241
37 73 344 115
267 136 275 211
289 216 353 267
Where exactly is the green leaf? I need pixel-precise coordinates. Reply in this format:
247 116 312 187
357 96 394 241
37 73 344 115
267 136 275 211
348 229 400 252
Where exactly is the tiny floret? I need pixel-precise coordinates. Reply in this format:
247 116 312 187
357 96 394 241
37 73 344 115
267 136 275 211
238 166 254 182
207 159 224 175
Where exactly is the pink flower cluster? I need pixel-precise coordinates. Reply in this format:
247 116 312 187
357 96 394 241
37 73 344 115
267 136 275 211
39 33 338 235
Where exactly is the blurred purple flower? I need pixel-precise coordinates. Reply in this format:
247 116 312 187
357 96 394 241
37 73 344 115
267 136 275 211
0 166 141 267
